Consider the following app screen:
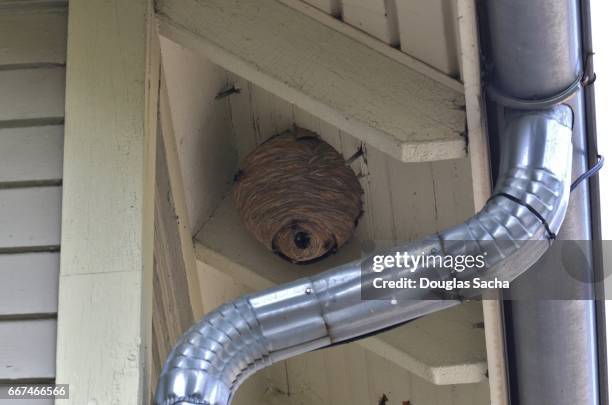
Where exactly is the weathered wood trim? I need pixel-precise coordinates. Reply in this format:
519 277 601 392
457 0 491 210
158 72 204 319
55 0 159 403
481 291 509 405
156 0 467 163
150 122 195 395
456 1 506 403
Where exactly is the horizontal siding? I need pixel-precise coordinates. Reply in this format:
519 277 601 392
0 67 65 122
296 0 462 78
0 187 62 249
0 253 59 316
0 126 63 184
0 0 65 389
0 0 67 7
0 7 67 65
0 319 56 380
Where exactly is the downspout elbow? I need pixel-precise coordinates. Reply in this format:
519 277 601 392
154 299 271 405
155 280 332 405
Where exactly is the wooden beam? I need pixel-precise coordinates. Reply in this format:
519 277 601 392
156 0 467 162
151 124 195 397
158 72 204 319
55 1 159 404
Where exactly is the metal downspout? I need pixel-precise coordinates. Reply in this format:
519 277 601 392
154 113 574 405
154 1 586 404
481 0 601 403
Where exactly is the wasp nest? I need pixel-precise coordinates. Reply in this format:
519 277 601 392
234 128 363 264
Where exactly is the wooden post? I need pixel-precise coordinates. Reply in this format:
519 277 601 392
55 1 159 403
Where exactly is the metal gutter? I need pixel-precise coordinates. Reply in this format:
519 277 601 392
479 0 603 403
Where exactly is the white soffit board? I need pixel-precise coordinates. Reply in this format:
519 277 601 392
156 0 467 162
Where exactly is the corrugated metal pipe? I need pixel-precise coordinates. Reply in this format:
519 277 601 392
155 101 574 404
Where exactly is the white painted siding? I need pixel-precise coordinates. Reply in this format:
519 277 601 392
0 67 65 122
0 5 67 65
301 0 341 16
0 0 67 388
0 320 56 380
0 187 62 249
300 0 462 77
341 0 399 45
0 253 59 316
0 126 64 184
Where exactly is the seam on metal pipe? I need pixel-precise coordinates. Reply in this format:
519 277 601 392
155 104 574 405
